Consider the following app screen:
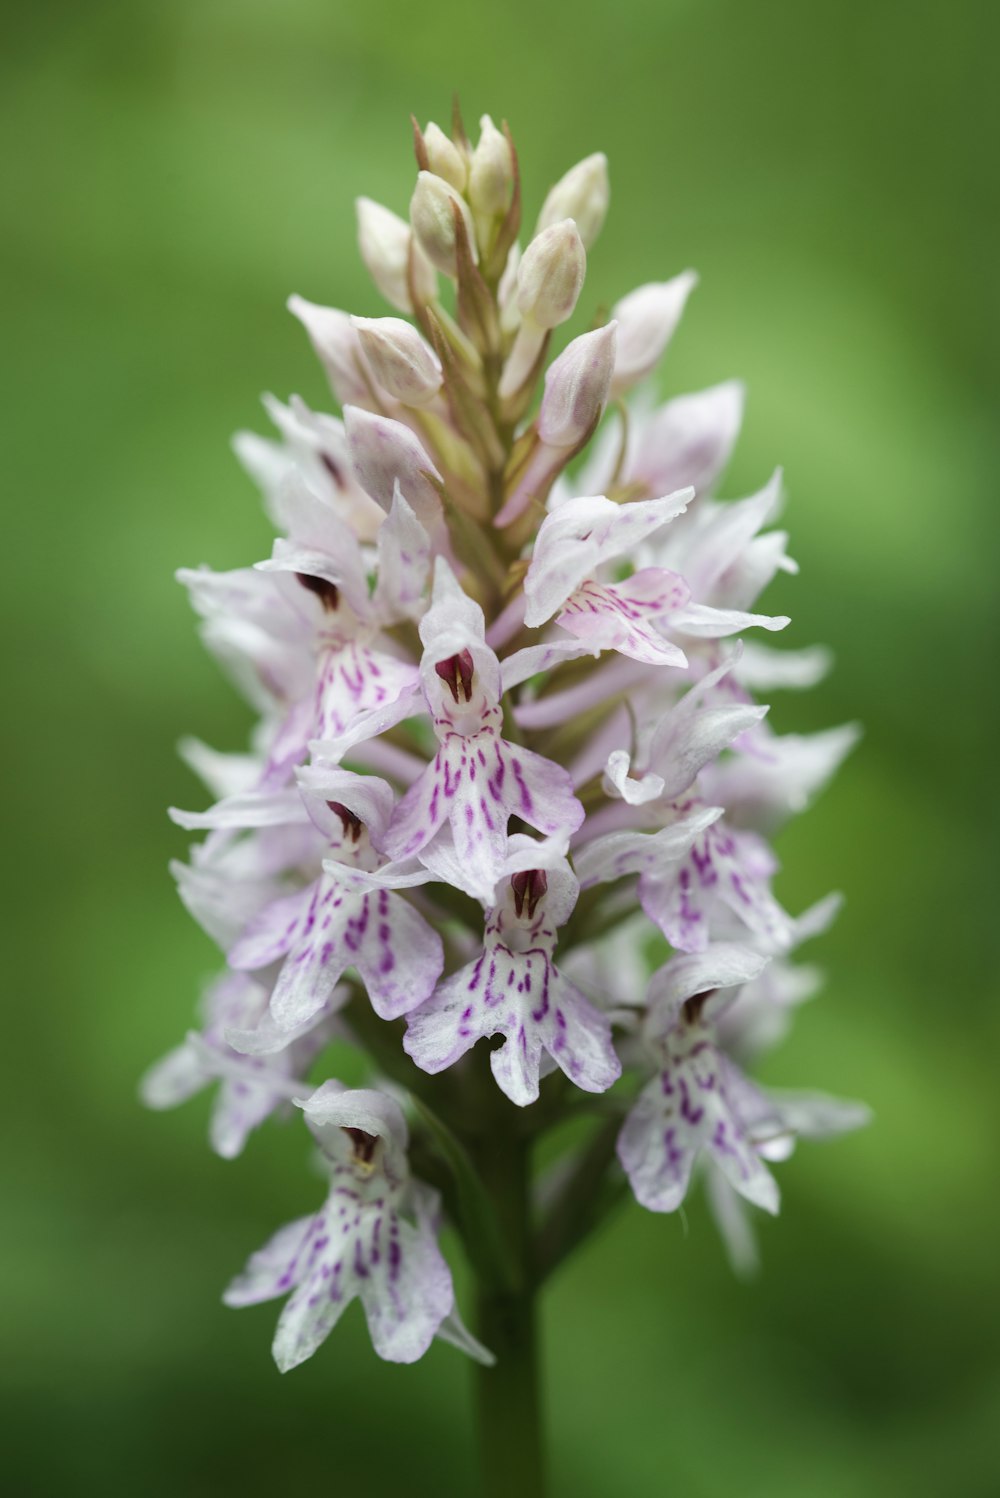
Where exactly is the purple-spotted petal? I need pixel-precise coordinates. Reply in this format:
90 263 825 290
556 570 690 666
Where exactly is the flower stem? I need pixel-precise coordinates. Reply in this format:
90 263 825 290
473 1128 547 1498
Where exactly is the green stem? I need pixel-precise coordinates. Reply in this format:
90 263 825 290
473 1125 547 1498
534 1115 629 1285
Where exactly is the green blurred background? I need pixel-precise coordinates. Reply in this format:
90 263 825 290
3 1 996 1494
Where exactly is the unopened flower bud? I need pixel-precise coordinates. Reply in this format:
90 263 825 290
423 122 467 192
356 197 438 313
410 170 478 276
537 152 610 249
610 271 698 396
538 321 618 447
516 220 586 330
344 406 443 535
468 114 514 218
498 241 521 335
351 315 443 407
287 295 373 408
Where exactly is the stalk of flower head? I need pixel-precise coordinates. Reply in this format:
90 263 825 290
146 103 867 1498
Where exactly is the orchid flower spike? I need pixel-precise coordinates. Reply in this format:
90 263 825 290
150 105 865 1422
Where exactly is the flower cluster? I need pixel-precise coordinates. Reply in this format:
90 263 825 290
145 108 867 1371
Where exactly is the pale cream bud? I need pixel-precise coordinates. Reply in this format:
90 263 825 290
356 197 437 313
498 241 522 335
468 114 514 218
538 321 618 447
516 219 586 329
537 153 610 249
423 122 467 193
351 315 443 407
410 170 478 276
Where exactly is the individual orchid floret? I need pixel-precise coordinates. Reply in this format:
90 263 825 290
286 296 377 410
379 560 584 901
225 1083 488 1369
618 943 783 1214
226 768 444 1039
251 478 428 747
468 114 515 220
356 196 438 313
522 491 694 665
422 120 467 192
536 151 610 249
404 840 622 1106
609 272 698 397
410 169 479 275
351 315 443 407
344 405 444 538
141 971 334 1159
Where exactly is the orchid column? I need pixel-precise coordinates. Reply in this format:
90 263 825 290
145 105 867 1498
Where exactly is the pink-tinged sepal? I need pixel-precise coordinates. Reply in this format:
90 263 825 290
609 272 698 396
344 406 444 539
404 843 622 1105
523 492 693 630
371 485 433 622
669 601 790 639
628 380 745 500
573 804 724 889
651 470 793 624
636 647 770 802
